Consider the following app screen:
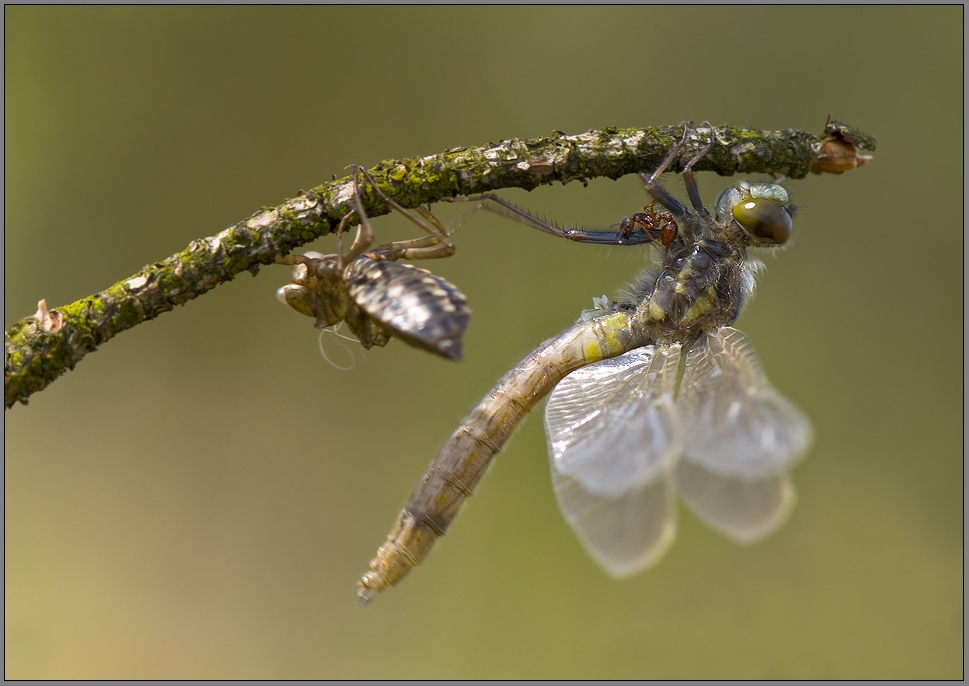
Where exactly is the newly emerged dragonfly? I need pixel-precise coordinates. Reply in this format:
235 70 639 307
358 123 813 605
276 166 471 361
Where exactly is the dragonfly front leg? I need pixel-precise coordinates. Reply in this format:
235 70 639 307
441 194 666 246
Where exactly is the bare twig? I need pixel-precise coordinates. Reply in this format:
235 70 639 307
4 121 875 409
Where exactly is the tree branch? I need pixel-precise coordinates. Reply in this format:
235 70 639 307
4 121 875 409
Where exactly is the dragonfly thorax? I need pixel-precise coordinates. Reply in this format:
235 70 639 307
633 235 748 339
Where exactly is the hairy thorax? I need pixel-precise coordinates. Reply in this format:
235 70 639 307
634 235 749 342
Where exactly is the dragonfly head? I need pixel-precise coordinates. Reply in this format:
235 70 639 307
715 182 795 247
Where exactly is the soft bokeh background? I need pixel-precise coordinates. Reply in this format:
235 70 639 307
5 6 962 679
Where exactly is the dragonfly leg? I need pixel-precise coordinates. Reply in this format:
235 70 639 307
441 124 718 248
639 122 702 221
442 194 661 246
679 121 717 219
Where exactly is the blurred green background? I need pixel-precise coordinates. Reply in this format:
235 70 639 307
5 6 962 679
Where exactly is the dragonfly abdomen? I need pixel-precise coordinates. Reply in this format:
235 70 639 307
358 310 647 605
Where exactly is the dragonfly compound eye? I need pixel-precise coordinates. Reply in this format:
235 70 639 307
732 197 792 245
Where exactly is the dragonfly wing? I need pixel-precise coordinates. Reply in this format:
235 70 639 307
545 344 681 576
673 458 796 543
551 467 676 577
678 327 813 479
546 345 681 495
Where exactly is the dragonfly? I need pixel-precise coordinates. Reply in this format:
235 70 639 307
276 165 471 361
357 123 814 606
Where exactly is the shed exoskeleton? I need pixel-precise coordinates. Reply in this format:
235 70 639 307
276 166 471 361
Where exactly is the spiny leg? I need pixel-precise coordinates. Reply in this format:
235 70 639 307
441 194 662 246
439 125 721 247
346 165 456 261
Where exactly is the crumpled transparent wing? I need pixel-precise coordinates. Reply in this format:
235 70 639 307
545 344 681 576
673 458 796 543
551 467 676 577
678 327 813 479
545 345 681 496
